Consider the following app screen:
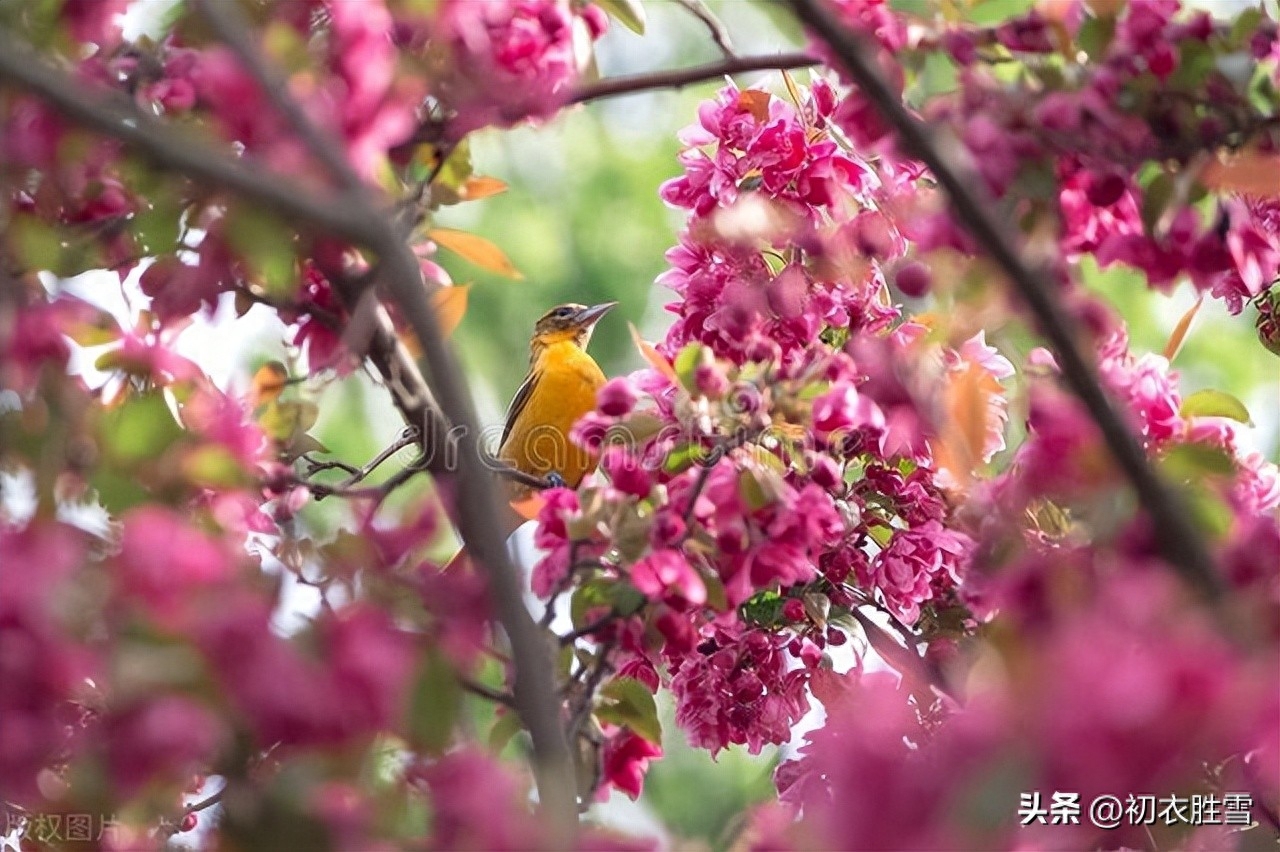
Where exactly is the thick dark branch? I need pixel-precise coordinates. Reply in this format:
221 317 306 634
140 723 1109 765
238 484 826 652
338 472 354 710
0 26 579 835
187 15 580 832
568 51 820 105
788 0 1221 603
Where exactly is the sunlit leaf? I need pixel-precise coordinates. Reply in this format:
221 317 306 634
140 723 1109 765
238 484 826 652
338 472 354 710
737 89 771 124
428 228 523 279
628 322 680 386
251 361 289 407
489 711 523 753
181 445 248 489
596 677 661 744
459 175 508 201
61 300 121 347
1179 388 1253 425
672 342 705 393
258 399 320 445
663 442 707 475
100 392 184 464
433 283 471 339
1163 295 1203 361
596 0 645 34
407 650 461 755
1160 442 1236 480
1201 149 1280 198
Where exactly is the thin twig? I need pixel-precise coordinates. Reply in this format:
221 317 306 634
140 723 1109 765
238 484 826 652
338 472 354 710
559 611 621 646
787 0 1221 604
568 52 820 105
567 639 617 743
460 675 518 709
671 0 736 57
305 427 419 489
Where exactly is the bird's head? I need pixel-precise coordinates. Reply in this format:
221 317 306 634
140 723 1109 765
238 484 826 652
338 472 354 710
530 301 616 358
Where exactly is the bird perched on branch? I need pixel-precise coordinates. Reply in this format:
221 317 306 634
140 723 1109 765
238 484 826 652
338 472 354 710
498 301 616 497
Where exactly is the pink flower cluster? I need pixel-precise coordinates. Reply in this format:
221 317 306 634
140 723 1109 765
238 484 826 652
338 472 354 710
657 82 897 367
430 0 607 139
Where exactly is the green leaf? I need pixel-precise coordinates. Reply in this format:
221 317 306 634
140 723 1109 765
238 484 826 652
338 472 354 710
488 711 524 753
673 343 704 394
1169 39 1215 89
597 677 661 743
225 205 298 302
430 137 473 200
407 650 461 755
1229 7 1264 49
914 51 957 102
663 442 707 475
698 566 728 612
596 0 645 34
1179 389 1253 425
605 581 646 617
182 445 248 489
9 216 71 276
1160 443 1236 480
259 399 320 444
965 0 1033 26
1140 172 1175 236
740 589 784 627
571 580 612 628
100 392 184 464
738 465 784 511
1076 15 1114 60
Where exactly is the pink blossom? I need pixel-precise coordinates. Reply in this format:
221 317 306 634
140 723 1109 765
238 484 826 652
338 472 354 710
410 747 544 850
600 728 663 800
433 0 600 138
861 520 972 624
630 549 705 608
670 625 809 756
105 697 225 799
115 507 236 625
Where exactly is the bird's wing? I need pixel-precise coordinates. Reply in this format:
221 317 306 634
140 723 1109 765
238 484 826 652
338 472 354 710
500 368 541 450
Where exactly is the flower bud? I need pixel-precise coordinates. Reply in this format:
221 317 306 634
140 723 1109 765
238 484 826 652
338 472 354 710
894 260 932 298
782 598 806 623
597 377 638 417
694 363 729 399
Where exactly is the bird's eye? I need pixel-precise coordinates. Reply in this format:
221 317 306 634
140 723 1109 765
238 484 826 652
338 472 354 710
554 307 573 318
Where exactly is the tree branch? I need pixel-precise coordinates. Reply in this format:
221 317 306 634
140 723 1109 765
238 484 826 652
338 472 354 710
787 0 1222 604
671 0 736 58
568 51 821 105
0 25 579 836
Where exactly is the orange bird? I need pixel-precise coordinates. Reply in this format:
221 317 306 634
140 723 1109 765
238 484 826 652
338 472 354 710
498 301 616 497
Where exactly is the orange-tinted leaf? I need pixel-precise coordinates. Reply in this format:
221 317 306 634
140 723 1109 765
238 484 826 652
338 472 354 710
1201 150 1280 198
737 89 771 124
251 361 289 407
628 322 680 386
1163 295 1203 361
510 492 546 521
428 228 523 279
459 176 508 201
433 283 471 339
934 363 999 489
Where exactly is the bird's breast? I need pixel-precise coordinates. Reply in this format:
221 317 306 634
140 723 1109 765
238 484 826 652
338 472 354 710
500 342 607 487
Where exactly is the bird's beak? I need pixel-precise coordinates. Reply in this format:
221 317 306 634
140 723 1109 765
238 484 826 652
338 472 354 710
575 301 617 328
